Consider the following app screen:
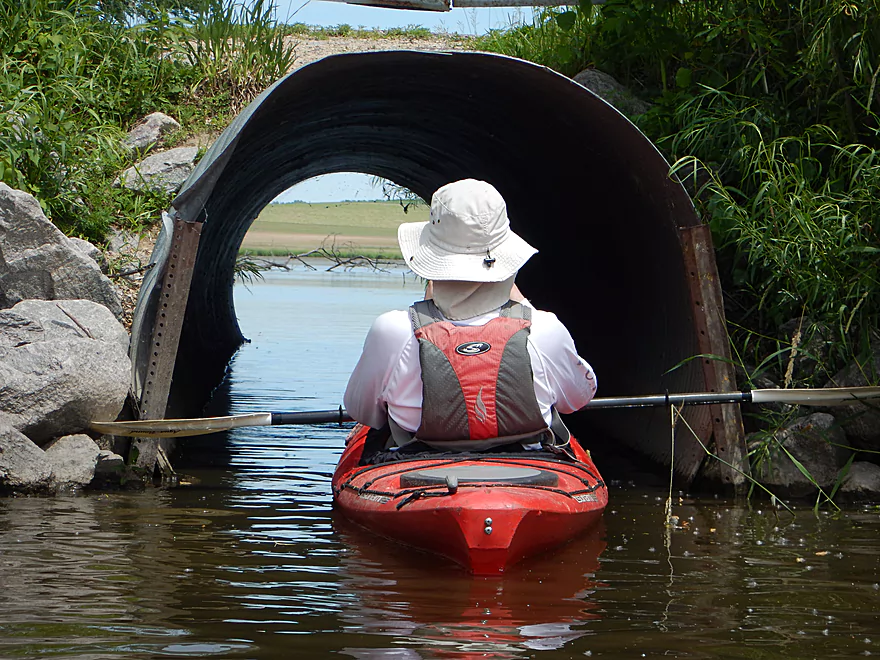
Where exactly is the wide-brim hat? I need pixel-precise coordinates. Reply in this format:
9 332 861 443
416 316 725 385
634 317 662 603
397 179 537 282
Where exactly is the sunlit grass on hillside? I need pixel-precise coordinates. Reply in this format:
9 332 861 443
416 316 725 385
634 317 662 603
241 200 424 256
282 23 461 41
255 200 421 229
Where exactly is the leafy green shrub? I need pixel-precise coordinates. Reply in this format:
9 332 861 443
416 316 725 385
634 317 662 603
476 0 880 384
0 0 196 239
0 0 294 240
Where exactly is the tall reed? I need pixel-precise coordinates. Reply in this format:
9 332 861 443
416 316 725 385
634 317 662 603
168 0 295 114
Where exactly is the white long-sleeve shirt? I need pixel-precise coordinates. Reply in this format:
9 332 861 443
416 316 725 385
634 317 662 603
343 302 597 432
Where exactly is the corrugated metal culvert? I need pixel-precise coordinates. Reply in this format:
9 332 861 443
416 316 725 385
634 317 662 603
131 51 746 487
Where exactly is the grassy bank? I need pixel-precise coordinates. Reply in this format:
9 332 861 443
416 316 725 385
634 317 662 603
240 201 421 257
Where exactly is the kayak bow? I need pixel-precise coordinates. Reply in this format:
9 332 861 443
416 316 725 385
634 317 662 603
331 426 607 575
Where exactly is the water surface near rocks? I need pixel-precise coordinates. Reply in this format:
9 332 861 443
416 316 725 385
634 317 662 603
1 266 879 659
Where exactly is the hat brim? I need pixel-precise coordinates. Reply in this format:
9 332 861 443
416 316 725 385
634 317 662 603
397 220 537 282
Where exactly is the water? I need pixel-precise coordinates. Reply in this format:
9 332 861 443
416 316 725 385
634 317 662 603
2 265 880 659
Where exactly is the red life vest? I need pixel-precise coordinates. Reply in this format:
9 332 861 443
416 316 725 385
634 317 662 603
409 300 549 450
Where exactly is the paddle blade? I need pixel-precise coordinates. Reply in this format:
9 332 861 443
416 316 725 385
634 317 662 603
751 386 880 406
90 412 273 438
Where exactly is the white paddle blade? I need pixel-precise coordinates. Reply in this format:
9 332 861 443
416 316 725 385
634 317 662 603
90 412 274 438
751 386 880 407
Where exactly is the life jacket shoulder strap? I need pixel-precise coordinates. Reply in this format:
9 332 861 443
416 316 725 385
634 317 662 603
409 299 445 331
409 299 531 331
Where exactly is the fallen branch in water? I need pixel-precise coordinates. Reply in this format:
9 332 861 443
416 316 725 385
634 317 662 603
237 235 400 279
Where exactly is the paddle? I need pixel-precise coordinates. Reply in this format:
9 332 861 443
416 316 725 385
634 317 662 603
90 386 880 438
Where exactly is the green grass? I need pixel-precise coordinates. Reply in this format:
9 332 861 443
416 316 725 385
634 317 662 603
281 23 462 41
241 201 422 256
255 200 419 231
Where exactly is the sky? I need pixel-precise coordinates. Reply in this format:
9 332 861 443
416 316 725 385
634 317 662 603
269 0 532 203
274 172 388 203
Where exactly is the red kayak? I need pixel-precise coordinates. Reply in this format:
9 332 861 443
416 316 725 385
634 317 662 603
332 425 607 575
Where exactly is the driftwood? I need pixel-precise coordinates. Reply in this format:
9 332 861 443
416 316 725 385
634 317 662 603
237 235 400 280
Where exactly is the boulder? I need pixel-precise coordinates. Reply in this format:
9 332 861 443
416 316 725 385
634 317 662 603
755 413 848 497
122 112 180 154
0 414 53 493
68 236 105 270
5 299 129 354
0 309 44 349
44 434 101 489
115 146 198 195
839 461 880 502
95 449 125 474
0 300 130 442
0 183 123 318
824 348 880 451
573 69 652 117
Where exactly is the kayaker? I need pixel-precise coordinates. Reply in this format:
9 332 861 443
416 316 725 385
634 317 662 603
344 178 597 462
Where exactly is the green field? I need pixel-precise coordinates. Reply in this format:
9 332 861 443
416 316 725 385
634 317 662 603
241 201 425 257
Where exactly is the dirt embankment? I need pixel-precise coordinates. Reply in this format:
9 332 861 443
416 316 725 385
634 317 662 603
284 33 473 73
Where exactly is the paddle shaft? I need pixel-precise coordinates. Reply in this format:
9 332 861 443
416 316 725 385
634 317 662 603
90 386 880 437
582 391 751 409
271 409 354 425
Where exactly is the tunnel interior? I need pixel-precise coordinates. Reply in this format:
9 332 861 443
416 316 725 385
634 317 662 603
134 51 724 480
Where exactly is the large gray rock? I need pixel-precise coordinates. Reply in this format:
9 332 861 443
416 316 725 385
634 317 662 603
839 461 880 501
755 413 848 497
824 348 880 450
573 69 652 117
44 434 101 489
122 112 180 154
68 236 104 269
0 299 130 442
115 146 198 195
0 414 53 493
0 183 123 318
4 299 129 354
95 449 124 474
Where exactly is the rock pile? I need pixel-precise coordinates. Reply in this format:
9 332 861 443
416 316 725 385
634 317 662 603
739 323 880 502
0 111 197 495
0 187 131 493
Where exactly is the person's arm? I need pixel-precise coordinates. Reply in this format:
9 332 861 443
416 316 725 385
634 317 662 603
531 312 597 413
343 311 411 428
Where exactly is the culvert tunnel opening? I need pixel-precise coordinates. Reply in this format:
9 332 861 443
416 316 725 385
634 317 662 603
135 51 741 486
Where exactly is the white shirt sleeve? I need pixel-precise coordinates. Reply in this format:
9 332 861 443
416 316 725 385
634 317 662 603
528 310 598 414
343 310 412 428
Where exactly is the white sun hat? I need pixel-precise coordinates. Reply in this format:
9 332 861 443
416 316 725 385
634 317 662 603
397 179 537 282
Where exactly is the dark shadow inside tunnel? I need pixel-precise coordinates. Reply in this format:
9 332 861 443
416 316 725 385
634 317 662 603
133 51 740 483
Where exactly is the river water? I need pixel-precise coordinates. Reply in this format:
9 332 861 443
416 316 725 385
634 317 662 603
2 266 879 659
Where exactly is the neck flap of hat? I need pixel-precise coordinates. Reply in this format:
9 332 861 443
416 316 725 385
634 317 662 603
430 277 515 320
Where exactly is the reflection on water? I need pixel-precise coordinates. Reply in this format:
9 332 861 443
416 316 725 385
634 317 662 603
335 518 606 659
2 265 880 658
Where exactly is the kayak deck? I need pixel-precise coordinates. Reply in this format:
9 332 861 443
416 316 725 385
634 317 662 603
332 426 607 575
